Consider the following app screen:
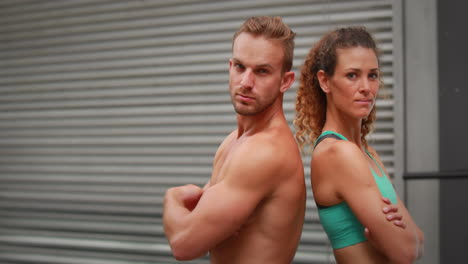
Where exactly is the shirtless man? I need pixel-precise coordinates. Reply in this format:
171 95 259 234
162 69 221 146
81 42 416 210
163 16 306 263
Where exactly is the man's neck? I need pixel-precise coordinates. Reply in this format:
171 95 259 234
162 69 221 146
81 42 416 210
236 102 284 138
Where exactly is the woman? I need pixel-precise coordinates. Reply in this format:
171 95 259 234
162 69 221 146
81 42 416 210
295 27 424 263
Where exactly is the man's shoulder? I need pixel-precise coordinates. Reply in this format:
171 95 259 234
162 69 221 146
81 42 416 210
253 123 298 147
237 131 302 178
243 129 300 161
217 125 302 182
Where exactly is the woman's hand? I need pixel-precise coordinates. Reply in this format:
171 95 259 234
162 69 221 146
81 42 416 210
365 197 406 239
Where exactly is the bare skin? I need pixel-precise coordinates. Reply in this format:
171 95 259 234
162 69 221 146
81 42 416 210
312 47 424 264
163 33 306 263
208 116 306 264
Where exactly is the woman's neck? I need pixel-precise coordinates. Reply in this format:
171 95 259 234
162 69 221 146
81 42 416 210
322 107 363 147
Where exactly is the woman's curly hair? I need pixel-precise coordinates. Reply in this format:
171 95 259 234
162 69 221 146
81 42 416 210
294 26 381 151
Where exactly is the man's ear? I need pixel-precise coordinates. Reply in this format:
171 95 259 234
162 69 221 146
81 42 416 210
317 70 330 93
280 71 295 93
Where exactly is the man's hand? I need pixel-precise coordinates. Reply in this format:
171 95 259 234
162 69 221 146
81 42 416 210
167 184 204 211
180 184 204 211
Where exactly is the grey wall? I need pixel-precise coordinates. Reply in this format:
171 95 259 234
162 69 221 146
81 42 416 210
404 0 439 263
438 0 468 172
438 0 468 263
440 178 468 263
406 0 468 264
0 1 399 263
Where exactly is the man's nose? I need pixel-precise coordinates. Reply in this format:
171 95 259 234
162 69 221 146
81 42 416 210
240 69 254 88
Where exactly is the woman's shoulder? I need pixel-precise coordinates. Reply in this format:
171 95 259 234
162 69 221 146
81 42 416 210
313 138 362 164
312 138 372 184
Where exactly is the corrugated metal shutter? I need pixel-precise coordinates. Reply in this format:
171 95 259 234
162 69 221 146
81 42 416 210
0 0 396 263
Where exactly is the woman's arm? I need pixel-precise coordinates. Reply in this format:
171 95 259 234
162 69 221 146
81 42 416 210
367 147 425 259
365 196 425 260
314 141 422 263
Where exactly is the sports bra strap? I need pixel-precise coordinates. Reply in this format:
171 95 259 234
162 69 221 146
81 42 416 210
314 133 344 148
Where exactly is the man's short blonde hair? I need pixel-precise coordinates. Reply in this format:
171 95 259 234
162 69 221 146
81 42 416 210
232 16 296 72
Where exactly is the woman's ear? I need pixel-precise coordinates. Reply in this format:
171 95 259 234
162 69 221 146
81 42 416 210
317 70 330 93
279 71 295 93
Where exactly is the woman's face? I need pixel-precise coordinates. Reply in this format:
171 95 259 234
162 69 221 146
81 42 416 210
326 47 380 119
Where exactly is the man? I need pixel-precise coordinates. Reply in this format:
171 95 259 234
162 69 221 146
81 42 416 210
163 16 306 263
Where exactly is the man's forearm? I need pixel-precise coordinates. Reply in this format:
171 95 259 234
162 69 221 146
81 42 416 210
163 188 190 242
163 186 208 261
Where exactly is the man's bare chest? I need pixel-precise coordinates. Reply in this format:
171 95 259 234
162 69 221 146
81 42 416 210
210 141 241 185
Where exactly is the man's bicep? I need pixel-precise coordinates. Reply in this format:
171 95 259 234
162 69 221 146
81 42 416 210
186 180 263 250
181 141 279 254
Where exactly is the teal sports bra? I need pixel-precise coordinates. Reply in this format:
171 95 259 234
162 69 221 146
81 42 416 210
313 131 397 249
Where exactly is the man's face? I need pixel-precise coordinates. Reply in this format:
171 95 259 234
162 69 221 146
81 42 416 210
229 33 286 116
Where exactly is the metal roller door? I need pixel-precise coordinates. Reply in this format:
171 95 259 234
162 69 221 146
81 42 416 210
0 0 398 263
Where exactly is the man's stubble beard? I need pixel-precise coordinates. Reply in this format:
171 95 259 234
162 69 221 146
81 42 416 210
232 95 278 116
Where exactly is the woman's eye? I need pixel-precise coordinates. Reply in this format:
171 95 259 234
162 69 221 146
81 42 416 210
346 73 357 79
369 73 379 79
